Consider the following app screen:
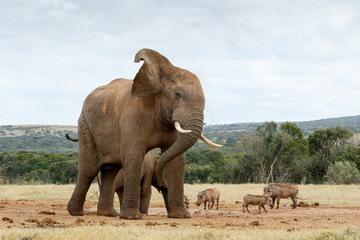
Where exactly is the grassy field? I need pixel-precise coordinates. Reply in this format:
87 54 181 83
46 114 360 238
1 184 360 240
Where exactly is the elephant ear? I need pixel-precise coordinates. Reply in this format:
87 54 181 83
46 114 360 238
132 48 172 97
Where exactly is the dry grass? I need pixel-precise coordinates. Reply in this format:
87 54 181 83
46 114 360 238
1 183 360 206
0 225 359 240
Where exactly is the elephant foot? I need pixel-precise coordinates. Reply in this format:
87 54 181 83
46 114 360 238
67 201 84 216
120 209 142 220
168 208 191 218
97 207 118 217
140 210 149 215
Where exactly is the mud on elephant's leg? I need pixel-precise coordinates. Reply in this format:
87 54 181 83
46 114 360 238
164 154 191 218
97 165 120 217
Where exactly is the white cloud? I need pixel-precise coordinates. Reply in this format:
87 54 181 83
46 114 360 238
0 0 360 125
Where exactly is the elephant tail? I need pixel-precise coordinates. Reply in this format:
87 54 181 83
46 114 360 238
65 133 78 142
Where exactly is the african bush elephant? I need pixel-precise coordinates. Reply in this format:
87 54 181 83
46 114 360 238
66 134 160 214
67 48 221 220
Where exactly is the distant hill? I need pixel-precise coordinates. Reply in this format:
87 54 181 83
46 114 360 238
0 125 78 153
1 115 359 153
293 115 360 135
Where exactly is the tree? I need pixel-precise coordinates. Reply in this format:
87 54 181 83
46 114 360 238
241 122 310 183
308 127 353 171
333 143 360 170
266 131 291 183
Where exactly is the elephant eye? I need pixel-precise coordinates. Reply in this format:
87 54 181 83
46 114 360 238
175 92 181 99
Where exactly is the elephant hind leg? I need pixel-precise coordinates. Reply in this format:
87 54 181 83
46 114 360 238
68 165 99 216
68 119 100 216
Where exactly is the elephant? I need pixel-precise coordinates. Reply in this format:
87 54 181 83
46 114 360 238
67 48 221 220
66 133 161 214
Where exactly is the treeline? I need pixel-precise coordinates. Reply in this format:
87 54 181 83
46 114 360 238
0 122 359 185
186 122 360 184
0 152 78 184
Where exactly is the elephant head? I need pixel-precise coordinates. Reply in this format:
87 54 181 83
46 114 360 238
132 48 221 187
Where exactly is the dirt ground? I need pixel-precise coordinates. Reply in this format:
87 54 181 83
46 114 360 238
1 200 360 231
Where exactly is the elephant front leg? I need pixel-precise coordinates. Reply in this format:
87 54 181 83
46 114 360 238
120 159 143 220
164 154 191 218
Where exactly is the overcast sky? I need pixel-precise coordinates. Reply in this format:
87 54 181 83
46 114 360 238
1 0 359 126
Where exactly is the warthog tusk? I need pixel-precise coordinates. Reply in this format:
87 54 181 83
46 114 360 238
174 121 192 133
200 133 223 148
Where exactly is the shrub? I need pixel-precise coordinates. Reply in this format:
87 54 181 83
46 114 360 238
325 161 360 184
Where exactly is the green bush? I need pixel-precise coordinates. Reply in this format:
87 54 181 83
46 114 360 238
325 161 360 184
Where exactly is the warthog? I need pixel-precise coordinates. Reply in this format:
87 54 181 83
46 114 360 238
196 188 220 210
263 183 299 209
183 195 190 209
243 194 273 214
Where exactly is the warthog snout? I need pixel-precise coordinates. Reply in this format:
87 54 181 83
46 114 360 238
196 193 204 206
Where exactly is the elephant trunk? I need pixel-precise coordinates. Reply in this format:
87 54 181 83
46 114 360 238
156 112 203 187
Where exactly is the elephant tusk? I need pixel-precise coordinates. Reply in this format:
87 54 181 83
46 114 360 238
200 133 223 148
174 121 192 133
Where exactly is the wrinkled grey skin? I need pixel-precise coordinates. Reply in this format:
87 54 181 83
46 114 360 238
114 151 160 214
263 184 299 209
195 188 220 210
67 49 206 219
243 194 273 214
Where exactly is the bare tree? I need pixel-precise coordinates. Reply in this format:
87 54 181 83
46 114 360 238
266 132 291 184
